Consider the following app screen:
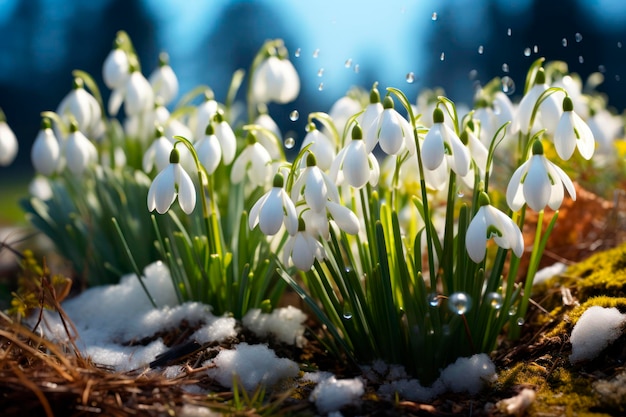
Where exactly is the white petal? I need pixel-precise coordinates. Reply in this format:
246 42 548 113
573 113 595 160
326 201 359 235
513 85 543 134
281 190 299 236
367 153 380 186
291 233 316 270
486 206 524 257
465 206 488 263
249 143 272 187
249 192 270 230
506 161 529 211
522 156 551 211
447 126 471 176
149 164 177 214
422 124 446 170
554 112 577 160
215 122 237 165
259 188 284 235
343 141 370 188
108 87 124 116
377 109 405 155
149 65 179 105
103 48 129 89
196 134 222 175
0 122 18 166
125 72 154 116
305 167 328 213
174 164 196 214
31 128 60 175
276 58 300 103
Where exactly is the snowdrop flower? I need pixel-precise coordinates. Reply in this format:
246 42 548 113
231 132 272 187
249 173 298 236
192 92 218 142
553 96 595 160
283 218 326 270
371 96 413 155
300 124 336 171
422 108 471 176
109 66 154 117
473 92 515 147
587 109 623 154
147 147 196 214
506 140 576 212
213 110 236 165
149 52 178 106
56 78 102 138
142 126 174 173
64 121 97 175
358 85 383 150
254 112 283 160
466 192 524 263
291 153 340 213
0 109 18 166
31 118 61 175
102 45 129 89
328 93 362 139
251 47 300 104
330 125 379 188
194 123 222 175
463 126 489 177
512 68 562 134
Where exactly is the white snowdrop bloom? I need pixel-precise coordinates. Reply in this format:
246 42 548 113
511 68 562 134
231 133 272 187
553 96 595 160
109 68 154 117
473 92 515 147
328 94 362 140
213 111 236 165
0 110 18 166
463 128 489 177
282 218 326 270
193 94 218 142
63 122 97 175
422 108 471 177
31 118 61 175
251 52 300 104
56 78 102 138
147 148 196 215
249 173 298 236
149 53 178 105
326 201 360 235
466 192 524 263
506 140 576 212
553 75 587 119
291 153 340 213
587 109 622 154
194 123 222 175
254 112 283 160
300 125 336 171
358 86 384 151
142 126 174 173
330 125 379 188
373 96 413 155
102 47 129 89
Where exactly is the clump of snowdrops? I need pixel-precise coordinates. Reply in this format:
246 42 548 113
10 31 624 382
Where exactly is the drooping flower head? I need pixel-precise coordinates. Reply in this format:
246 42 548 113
31 118 61 175
249 173 298 236
282 217 326 270
422 107 471 177
554 96 595 160
194 122 222 175
506 140 576 212
511 67 562 135
64 120 97 175
330 124 379 188
56 77 103 139
231 132 273 188
147 147 196 214
143 125 174 174
0 108 18 167
149 52 179 106
372 96 413 156
466 192 524 263
251 43 300 104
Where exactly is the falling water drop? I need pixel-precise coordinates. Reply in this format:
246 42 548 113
598 65 606 73
406 72 415 83
508 305 518 316
440 52 445 61
294 48 301 58
516 317 525 326
317 68 324 77
318 82 324 91
289 110 299 121
354 64 360 73
575 32 583 42
501 76 516 95
312 48 320 58
448 292 472 315
617 75 621 81
533 45 539 53
618 41 623 48
431 12 438 21
486 292 503 310
342 301 353 320
468 69 478 80
579 55 584 64
523 47 531 57
284 137 296 149
428 293 440 307
502 63 509 73
562 38 568 47
344 58 352 68
507 27 512 36
478 45 484 55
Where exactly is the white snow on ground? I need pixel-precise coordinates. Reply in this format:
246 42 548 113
205 343 300 391
533 262 568 285
242 305 308 347
570 305 626 363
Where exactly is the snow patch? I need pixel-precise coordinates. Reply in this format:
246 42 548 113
309 375 365 414
242 306 307 347
570 306 626 363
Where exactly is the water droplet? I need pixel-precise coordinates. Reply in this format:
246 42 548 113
468 69 478 80
284 137 296 149
507 27 512 36
289 110 299 121
317 68 324 77
501 76 515 95
502 63 509 73
478 45 484 55
342 301 353 320
406 72 415 83
457 189 465 198
616 74 621 82
294 48 301 58
486 292 503 310
598 65 606 73
523 47 531 57
449 292 472 315
618 41 623 48
318 82 324 91
440 52 445 61
508 305 517 316
312 48 320 58
344 58 352 68
516 317 525 326
354 64 360 73
431 12 438 21
562 38 568 47
428 293 440 307
575 32 583 43
579 55 584 64
533 45 539 53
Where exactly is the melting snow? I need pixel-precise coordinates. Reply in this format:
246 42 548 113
570 305 626 363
